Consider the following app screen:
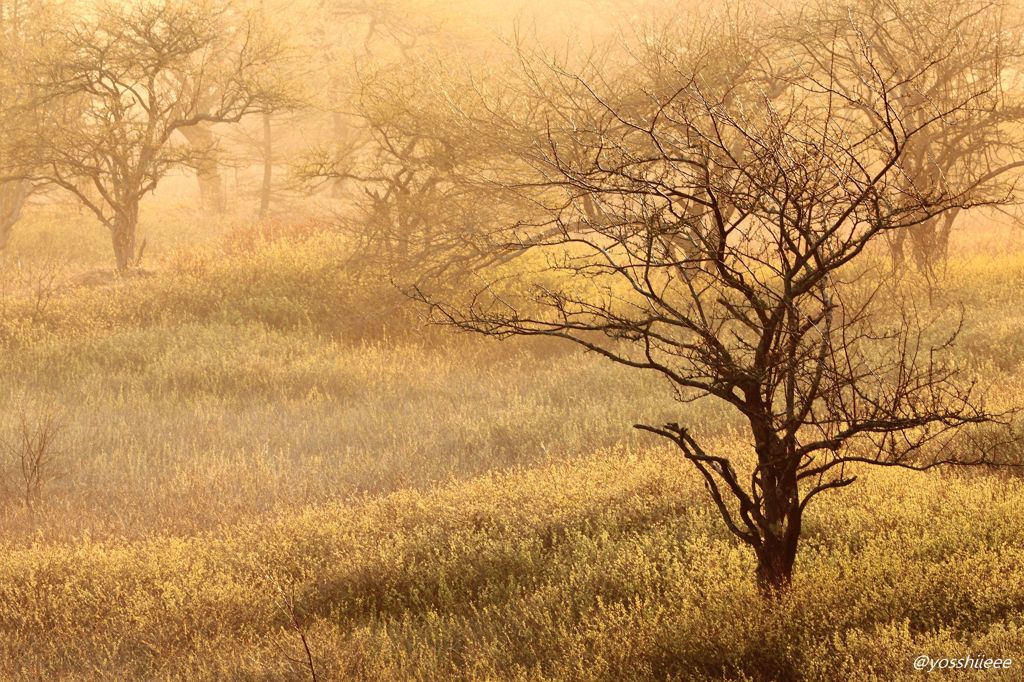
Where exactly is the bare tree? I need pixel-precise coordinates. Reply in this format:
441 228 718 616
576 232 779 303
787 0 1024 272
301 61 498 277
0 0 61 249
299 38 571 282
22 0 286 271
418 12 1016 593
1 410 63 511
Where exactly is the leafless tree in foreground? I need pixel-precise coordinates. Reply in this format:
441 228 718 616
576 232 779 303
417 13 1018 593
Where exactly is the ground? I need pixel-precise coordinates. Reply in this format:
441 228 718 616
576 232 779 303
0 208 1023 680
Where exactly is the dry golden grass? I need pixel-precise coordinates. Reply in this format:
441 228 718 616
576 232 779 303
3 451 1024 680
0 213 1022 679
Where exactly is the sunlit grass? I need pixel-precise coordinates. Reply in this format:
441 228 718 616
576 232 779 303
2 451 1023 680
0 214 1022 679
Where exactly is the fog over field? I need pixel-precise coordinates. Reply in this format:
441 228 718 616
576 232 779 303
1 0 1024 679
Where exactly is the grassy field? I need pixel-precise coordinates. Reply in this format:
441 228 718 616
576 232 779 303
1 210 1024 679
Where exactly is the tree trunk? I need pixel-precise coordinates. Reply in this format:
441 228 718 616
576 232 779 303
935 211 958 264
178 124 225 214
197 158 225 214
755 536 798 595
111 206 139 273
910 219 939 275
753 439 802 597
887 229 907 271
0 179 30 250
259 111 272 220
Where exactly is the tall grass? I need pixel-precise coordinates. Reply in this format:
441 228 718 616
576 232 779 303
0 211 1021 679
2 451 1023 680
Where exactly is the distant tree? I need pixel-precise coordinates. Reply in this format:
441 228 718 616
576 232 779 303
295 0 429 201
22 0 286 271
418 10 1015 593
295 0 548 280
0 0 60 249
299 57 524 279
789 0 1024 272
